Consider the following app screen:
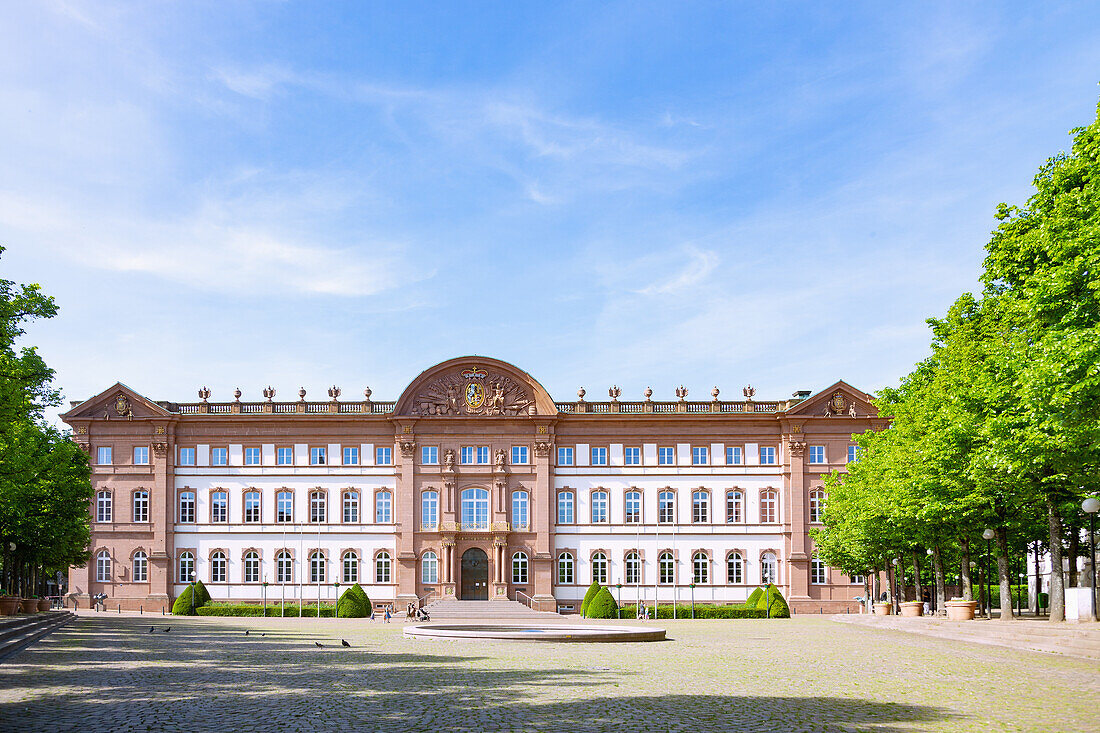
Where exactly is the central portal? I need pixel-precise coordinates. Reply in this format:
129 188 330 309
460 548 489 600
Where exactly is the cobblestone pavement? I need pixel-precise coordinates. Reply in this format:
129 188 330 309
1 614 1097 732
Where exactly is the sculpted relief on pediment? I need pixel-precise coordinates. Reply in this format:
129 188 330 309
410 366 535 417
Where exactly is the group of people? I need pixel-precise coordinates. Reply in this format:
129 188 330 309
366 603 430 622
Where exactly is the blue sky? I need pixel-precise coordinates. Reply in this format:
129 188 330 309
3 1 1100 423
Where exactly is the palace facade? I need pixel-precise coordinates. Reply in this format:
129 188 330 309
63 356 884 613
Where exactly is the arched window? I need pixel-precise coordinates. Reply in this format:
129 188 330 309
133 491 149 523
310 491 326 523
132 551 148 582
727 552 744 584
624 491 641 523
512 552 529 584
178 551 194 584
692 491 709 523
343 491 359 523
809 489 825 523
557 552 574 584
460 488 488 529
343 551 359 583
512 491 529 529
244 551 260 583
591 491 608 523
625 551 641 585
658 491 675 523
591 552 608 584
178 491 195 523
421 490 439 529
811 557 826 585
210 551 227 583
244 491 261 523
310 551 326 583
658 551 675 584
376 551 391 583
96 550 111 582
96 491 112 523
692 552 709 584
276 551 293 583
726 490 743 523
557 491 574 524
376 491 393 523
211 490 228 523
276 491 293 523
761 551 778 584
421 551 438 584
760 490 777 523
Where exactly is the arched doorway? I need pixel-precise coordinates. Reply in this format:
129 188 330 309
460 547 489 600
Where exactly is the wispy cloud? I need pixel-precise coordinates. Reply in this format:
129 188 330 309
635 246 719 295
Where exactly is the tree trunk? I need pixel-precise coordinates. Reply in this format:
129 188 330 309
896 556 907 602
912 550 923 606
1047 498 1066 622
960 537 973 601
863 575 871 613
932 545 946 614
996 527 1014 621
1067 530 1079 588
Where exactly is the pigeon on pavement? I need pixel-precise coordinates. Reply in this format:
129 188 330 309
341 639 351 647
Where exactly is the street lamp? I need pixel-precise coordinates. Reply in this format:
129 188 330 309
926 548 935 614
969 560 978 614
189 571 197 615
262 580 269 617
891 557 900 615
333 581 341 618
1082 496 1099 623
615 583 622 620
689 582 696 619
982 528 996 619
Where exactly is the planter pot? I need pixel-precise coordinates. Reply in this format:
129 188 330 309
20 598 39 614
945 600 978 621
873 603 892 616
37 598 50 612
0 597 19 616
899 601 924 617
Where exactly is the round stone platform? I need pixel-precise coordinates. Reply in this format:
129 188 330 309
403 623 666 643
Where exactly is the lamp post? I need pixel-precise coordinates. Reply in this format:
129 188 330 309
689 582 696 619
333 581 341 618
262 580 269 617
926 548 935 614
982 528 995 619
1017 573 1025 617
1082 496 1099 623
969 560 978 613
891 557 899 615
189 571 196 615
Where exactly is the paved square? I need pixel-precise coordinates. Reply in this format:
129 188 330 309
1 615 1097 732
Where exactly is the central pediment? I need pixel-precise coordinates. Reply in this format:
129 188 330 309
393 356 556 417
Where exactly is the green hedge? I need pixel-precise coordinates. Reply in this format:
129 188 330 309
196 603 337 617
580 582 601 617
747 584 790 618
587 587 619 619
969 584 1047 608
743 586 763 609
337 584 372 618
619 603 768 619
171 581 212 615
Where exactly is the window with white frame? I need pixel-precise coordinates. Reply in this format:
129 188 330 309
809 445 825 464
591 447 607 466
659 552 675 584
244 447 261 466
760 446 777 465
692 446 708 465
178 491 195 523
512 552 529 584
96 550 111 582
276 447 293 465
761 552 777 584
211 491 228 523
727 552 744 584
96 491 112 523
376 446 392 465
591 490 608 523
210 551 227 583
848 445 860 463
693 552 709 584
310 551 326 583
557 492 574 524
658 491 675 524
421 490 438 529
461 446 475 464
726 490 743 523
178 447 195 466
375 491 392 523
760 490 777 523
421 551 438 584
97 446 112 465
421 446 438 465
310 491 326 523
276 551 293 583
211 448 228 466
511 491 529 529
511 446 528 465
133 446 149 465
276 491 292 523
625 551 640 584
460 488 488 529
557 553 574 584
132 551 148 582
624 447 640 465
178 551 194 584
310 447 326 466
244 551 260 583
244 491 261 523
591 552 608 585
811 557 826 585
376 552 391 583
476 446 490 464
809 489 825 523
625 490 641 523
343 551 359 583
558 446 574 466
726 446 742 465
343 491 359 523
658 446 674 465
344 446 359 465
692 491 709 523
849 574 865 585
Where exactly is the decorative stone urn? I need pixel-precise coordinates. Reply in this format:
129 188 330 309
873 602 892 616
20 598 39 613
37 598 50 612
0 596 19 615
945 599 978 621
899 601 924 617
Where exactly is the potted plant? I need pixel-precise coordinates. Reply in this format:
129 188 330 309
944 598 978 621
899 601 924 617
37 597 51 612
20 596 40 613
0 592 18 616
873 601 892 616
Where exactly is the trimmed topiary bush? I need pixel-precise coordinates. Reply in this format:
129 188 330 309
752 584 790 618
742 586 763 609
192 580 211 606
580 582 602 617
337 584 371 618
172 585 197 615
587 587 619 619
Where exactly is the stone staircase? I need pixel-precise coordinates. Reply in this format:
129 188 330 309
422 599 562 621
0 611 75 662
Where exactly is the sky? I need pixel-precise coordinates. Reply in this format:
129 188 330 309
3 1 1100 425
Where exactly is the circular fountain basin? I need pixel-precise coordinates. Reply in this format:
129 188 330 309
403 623 665 643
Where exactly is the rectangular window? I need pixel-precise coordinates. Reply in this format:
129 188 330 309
811 559 826 585
557 492 574 524
848 445 860 463
760 446 777 465
624 447 641 465
178 492 195 523
376 447 392 465
809 445 825 464
343 492 359 523
310 447 326 465
178 447 195 466
376 492 392 523
658 446 674 465
98 446 112 465
591 447 607 466
625 491 641 523
692 491 709 523
211 448 228 466
692 446 708 465
658 491 675 524
726 491 743 523
511 491 529 529
461 446 475 464
591 491 608 523
244 492 261 523
421 446 438 465
133 446 149 465
343 446 360 465
133 492 149 523
511 446 528 465
244 447 261 466
276 447 293 465
276 491 293 523
211 491 227 523
421 491 439 529
310 493 326 523
726 446 742 465
558 446 574 466
476 446 490 464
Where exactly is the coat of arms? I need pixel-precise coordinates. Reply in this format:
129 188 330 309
114 395 132 417
465 382 485 410
829 392 847 414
